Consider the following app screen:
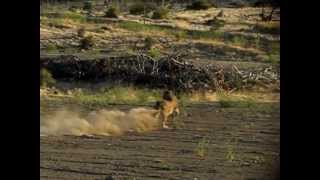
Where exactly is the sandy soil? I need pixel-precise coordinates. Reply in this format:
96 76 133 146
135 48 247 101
40 103 279 180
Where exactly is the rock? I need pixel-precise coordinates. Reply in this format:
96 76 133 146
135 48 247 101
66 90 73 95
159 37 168 44
101 26 112 31
241 162 251 166
70 41 79 46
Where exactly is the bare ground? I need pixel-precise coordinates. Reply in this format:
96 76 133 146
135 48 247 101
40 102 279 180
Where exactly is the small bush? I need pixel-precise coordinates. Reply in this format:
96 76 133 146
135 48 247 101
205 17 225 29
186 0 214 10
228 0 248 8
92 28 105 33
174 31 188 41
231 36 247 47
105 6 119 18
77 27 86 37
46 18 68 29
129 3 156 15
129 3 144 15
69 5 79 12
148 48 161 58
101 26 111 31
83 0 93 13
264 53 280 65
252 22 280 35
144 37 156 50
40 68 56 87
152 7 170 19
226 144 236 162
194 136 210 158
45 44 58 52
80 36 95 50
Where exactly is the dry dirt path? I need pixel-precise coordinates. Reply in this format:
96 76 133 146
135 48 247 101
40 103 279 180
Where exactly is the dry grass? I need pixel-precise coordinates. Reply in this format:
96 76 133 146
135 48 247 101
41 85 279 108
194 136 210 158
72 86 162 106
226 144 236 162
253 22 280 35
216 91 258 108
118 21 225 41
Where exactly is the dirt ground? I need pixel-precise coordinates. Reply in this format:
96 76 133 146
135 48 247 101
40 102 279 180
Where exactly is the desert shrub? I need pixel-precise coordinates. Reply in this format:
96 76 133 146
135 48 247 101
45 18 68 29
231 36 248 47
174 31 188 41
129 3 156 15
205 17 225 29
80 36 95 50
228 0 248 8
144 37 156 50
186 0 214 10
267 42 280 54
68 5 78 12
252 22 280 35
77 27 86 37
264 53 280 65
152 7 170 19
83 0 93 13
194 136 210 158
228 72 243 90
148 48 161 58
92 28 105 33
101 26 111 31
226 144 236 162
40 68 56 87
129 3 144 15
63 12 86 22
45 44 58 52
104 6 119 18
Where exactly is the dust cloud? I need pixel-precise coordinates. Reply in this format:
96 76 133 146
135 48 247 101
40 108 160 136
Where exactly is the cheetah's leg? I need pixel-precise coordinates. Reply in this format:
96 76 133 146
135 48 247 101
162 112 169 129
